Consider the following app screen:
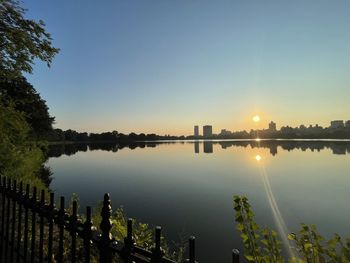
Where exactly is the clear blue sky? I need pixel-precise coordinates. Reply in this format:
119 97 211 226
24 0 350 135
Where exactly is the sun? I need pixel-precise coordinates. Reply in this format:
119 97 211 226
252 115 260 123
255 155 262 161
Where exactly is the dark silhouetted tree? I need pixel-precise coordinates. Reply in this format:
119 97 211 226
0 0 59 79
0 77 55 138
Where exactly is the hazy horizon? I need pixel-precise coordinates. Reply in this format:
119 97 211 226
24 0 350 135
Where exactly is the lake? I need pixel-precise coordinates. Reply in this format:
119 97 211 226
47 140 350 262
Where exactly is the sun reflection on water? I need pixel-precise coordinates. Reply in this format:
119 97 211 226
255 154 262 161
254 153 295 258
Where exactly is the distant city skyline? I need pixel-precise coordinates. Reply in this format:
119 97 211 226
24 0 350 135
193 119 350 137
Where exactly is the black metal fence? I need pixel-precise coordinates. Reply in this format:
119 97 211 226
0 176 241 262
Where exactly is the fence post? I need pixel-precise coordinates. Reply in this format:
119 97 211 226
10 180 17 263
30 187 37 263
84 206 93 263
99 193 113 263
23 184 30 263
122 218 135 260
58 196 65 263
0 176 4 261
47 193 55 263
16 182 23 263
184 236 197 263
232 249 240 263
5 177 12 262
151 226 164 263
38 190 45 263
69 200 78 263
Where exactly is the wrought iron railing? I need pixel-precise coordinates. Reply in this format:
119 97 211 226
0 176 240 262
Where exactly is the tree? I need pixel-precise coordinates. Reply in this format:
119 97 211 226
0 77 55 138
0 102 47 188
0 0 59 79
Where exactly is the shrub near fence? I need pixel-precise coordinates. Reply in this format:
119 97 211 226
0 176 202 263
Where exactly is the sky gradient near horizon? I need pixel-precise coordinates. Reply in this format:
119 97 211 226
24 0 350 135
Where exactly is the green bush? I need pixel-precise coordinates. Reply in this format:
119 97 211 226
89 200 186 262
0 102 46 189
234 196 350 263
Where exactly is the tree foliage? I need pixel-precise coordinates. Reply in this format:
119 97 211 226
0 0 59 79
0 0 56 189
0 77 54 138
0 102 47 188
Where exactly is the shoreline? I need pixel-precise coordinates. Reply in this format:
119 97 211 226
48 138 350 145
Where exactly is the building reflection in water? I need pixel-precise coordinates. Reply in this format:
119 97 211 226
194 141 199 154
203 141 213 153
332 144 347 155
217 140 350 157
47 140 350 158
270 145 278 156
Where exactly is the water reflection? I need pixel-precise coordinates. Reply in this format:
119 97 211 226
47 139 350 263
47 140 350 158
217 140 350 156
203 141 213 153
254 152 294 257
255 154 262 161
194 141 199 154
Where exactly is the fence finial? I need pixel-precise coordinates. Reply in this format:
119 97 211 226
232 249 240 263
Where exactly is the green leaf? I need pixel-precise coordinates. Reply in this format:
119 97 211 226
241 233 249 242
303 243 313 250
236 223 244 231
245 255 256 261
288 233 296 240
236 215 244 223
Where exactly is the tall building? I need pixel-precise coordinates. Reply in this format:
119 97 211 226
268 121 277 131
330 120 344 129
345 120 350 128
194 125 199 137
203 125 212 137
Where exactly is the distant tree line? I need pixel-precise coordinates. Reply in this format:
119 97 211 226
48 125 350 143
47 129 186 143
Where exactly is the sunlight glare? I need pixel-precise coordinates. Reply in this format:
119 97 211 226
255 154 262 161
252 115 260 122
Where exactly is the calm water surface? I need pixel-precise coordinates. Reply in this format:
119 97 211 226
48 140 350 262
